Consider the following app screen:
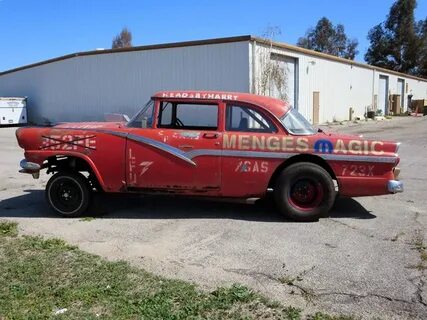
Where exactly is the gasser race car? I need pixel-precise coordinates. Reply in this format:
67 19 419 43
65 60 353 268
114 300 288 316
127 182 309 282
16 91 403 221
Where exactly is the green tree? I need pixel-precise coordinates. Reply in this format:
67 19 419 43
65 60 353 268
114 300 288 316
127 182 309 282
112 27 133 49
297 17 359 60
365 0 426 77
417 18 427 77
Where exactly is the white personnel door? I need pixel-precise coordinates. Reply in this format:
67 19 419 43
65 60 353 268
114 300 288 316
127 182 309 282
378 76 389 115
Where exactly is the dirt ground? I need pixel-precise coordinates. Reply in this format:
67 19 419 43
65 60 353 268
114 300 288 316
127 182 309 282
1 116 426 319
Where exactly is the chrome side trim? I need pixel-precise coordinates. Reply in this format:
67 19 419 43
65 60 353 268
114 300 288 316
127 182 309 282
97 130 129 138
186 149 397 163
222 150 298 159
387 180 403 193
126 133 196 166
319 153 397 163
54 129 197 166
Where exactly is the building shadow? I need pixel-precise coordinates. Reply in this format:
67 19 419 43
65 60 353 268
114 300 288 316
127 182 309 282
0 189 375 222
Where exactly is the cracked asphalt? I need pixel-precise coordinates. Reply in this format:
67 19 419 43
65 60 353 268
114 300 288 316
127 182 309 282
1 116 426 319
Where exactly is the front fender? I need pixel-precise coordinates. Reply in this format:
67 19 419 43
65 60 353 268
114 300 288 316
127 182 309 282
23 150 107 191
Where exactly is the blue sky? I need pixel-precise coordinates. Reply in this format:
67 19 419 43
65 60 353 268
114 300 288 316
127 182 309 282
0 0 426 72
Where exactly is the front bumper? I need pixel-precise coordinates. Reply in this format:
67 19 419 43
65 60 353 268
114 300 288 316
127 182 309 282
387 180 403 193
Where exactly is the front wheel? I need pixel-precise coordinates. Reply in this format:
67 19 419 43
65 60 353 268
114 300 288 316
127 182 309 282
274 162 336 222
46 172 91 217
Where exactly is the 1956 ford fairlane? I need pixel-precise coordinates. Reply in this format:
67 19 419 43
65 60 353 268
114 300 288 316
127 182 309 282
16 91 403 221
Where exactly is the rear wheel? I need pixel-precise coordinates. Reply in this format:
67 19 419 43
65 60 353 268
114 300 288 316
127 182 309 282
274 162 335 221
46 172 91 217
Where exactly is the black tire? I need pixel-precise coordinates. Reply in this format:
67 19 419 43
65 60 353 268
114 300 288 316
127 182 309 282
274 162 335 222
45 172 91 217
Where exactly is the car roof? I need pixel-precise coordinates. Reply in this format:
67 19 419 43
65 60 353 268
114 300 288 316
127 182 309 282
152 90 290 118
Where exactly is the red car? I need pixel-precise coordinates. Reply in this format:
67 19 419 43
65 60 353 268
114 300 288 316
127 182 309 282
16 91 403 221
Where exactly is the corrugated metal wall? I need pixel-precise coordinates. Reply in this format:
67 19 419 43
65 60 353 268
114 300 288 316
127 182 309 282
250 41 427 124
0 41 250 124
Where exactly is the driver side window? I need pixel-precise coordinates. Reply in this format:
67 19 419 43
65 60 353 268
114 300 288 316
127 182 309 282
158 101 218 130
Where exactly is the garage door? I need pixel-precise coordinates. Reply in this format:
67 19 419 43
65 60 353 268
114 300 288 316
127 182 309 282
269 55 298 109
378 75 389 115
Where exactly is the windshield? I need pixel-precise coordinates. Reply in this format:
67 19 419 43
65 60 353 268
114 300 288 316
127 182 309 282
126 99 154 128
280 108 316 135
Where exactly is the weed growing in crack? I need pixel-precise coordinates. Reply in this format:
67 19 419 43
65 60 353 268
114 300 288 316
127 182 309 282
410 230 427 271
278 267 317 303
300 288 317 304
279 275 298 286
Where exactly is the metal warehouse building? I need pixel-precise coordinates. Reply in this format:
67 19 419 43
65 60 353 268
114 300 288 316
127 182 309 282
0 35 426 125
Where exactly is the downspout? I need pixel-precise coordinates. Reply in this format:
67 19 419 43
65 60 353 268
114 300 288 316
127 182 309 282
251 40 257 94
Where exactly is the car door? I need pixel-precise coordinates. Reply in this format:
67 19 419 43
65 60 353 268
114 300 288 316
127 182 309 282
126 99 222 194
221 103 281 197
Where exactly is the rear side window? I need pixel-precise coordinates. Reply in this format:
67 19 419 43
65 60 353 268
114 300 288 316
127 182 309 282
226 104 277 133
158 102 218 130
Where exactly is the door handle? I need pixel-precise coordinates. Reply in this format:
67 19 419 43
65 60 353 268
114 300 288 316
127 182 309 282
179 145 194 149
203 133 219 139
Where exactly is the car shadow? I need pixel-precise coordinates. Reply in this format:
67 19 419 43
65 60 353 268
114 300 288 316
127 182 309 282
0 189 375 222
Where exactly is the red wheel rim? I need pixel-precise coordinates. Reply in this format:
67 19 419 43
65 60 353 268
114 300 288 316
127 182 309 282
289 178 324 211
